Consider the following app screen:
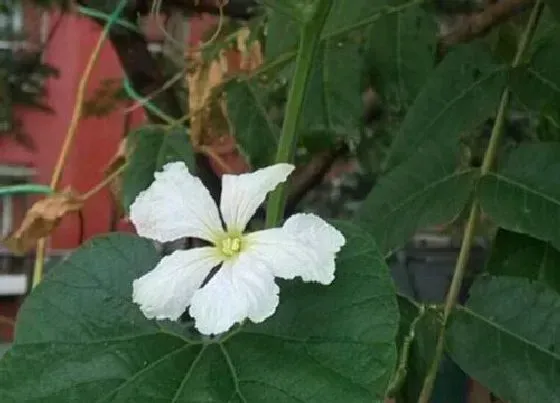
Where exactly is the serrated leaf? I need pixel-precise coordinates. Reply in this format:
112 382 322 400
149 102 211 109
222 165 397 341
447 276 560 402
300 40 362 147
478 143 560 250
486 229 560 293
385 44 507 170
366 4 437 110
225 80 279 168
355 141 476 255
122 125 195 212
0 223 399 402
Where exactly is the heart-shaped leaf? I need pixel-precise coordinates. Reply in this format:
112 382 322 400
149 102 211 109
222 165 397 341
0 222 399 402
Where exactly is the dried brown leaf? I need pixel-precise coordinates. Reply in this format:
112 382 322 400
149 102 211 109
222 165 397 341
3 189 84 254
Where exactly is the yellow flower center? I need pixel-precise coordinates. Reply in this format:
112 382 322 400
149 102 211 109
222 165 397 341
220 236 243 258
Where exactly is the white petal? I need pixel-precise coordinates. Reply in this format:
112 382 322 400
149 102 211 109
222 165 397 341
189 253 279 335
220 163 294 233
129 162 224 243
245 213 345 285
133 247 223 321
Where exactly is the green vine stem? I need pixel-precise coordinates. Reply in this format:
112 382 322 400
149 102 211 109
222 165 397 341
416 2 544 402
265 0 334 227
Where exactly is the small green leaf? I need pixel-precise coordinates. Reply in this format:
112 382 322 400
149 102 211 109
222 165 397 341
486 229 560 293
122 125 195 212
447 276 560 402
510 29 560 127
385 43 507 170
0 223 399 402
366 3 437 110
225 80 279 168
156 126 196 171
478 143 560 250
355 141 476 255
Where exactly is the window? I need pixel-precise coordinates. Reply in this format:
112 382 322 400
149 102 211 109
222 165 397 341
0 1 24 51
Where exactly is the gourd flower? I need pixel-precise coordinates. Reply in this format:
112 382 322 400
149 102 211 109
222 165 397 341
130 162 345 335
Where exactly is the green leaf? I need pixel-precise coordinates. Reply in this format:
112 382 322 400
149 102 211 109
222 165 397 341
355 141 476 255
0 223 399 402
447 276 560 402
122 125 195 212
366 3 437 110
510 29 560 127
225 79 279 168
264 0 425 66
265 9 299 61
478 143 560 250
300 40 363 147
0 344 9 359
156 126 196 171
385 43 507 170
322 0 418 39
486 229 560 293
392 298 438 402
544 1 560 24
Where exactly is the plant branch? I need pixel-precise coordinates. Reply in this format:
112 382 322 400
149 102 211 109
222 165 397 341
440 0 534 49
416 2 544 402
285 145 347 215
32 0 128 289
265 0 334 227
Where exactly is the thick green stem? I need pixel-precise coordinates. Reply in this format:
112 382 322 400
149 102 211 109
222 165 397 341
265 0 333 228
416 2 543 402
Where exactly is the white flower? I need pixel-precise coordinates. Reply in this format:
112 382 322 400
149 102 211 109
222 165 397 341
130 162 345 335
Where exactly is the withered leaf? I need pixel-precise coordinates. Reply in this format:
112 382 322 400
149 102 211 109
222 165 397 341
3 189 83 255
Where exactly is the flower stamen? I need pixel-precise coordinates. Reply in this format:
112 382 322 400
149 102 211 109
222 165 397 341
220 236 243 257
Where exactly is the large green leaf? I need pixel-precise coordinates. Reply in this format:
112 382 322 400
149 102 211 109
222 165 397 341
366 3 437 110
486 229 560 293
264 0 423 65
447 276 560 402
355 141 476 255
510 28 560 127
384 44 507 170
265 9 299 61
123 125 195 211
322 0 417 39
478 143 560 249
0 223 399 402
225 80 279 168
300 40 363 147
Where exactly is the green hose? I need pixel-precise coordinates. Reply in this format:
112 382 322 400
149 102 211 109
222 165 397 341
0 184 53 196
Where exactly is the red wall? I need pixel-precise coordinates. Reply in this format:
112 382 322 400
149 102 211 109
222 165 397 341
0 10 247 342
0 12 145 249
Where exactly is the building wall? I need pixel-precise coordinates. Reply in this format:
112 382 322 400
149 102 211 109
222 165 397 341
0 11 143 249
